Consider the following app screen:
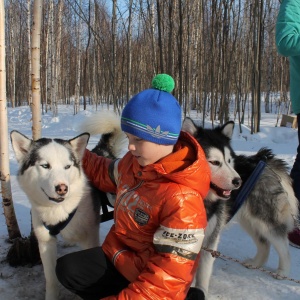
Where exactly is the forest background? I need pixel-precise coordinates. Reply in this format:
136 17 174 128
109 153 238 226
5 0 288 135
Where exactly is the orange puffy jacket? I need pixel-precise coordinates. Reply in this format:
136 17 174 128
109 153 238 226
82 131 211 300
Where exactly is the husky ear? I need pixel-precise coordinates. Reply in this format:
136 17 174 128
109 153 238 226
10 130 33 162
182 117 198 136
220 121 234 139
69 133 90 160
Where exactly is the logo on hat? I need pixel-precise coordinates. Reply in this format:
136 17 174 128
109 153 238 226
146 125 169 139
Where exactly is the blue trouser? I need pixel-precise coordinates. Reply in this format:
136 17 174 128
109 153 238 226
290 114 300 216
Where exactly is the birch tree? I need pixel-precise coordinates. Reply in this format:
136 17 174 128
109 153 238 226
53 0 63 116
8 0 16 108
82 0 91 111
46 0 54 114
126 0 133 102
111 0 117 110
74 0 82 115
7 0 44 267
31 0 43 140
27 0 32 107
0 0 21 241
147 0 157 73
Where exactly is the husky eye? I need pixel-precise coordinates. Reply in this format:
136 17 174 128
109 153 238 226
65 165 71 170
41 163 50 169
210 160 220 166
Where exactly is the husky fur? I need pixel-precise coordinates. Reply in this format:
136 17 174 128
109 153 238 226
78 111 128 210
79 110 128 159
10 117 125 300
182 117 299 297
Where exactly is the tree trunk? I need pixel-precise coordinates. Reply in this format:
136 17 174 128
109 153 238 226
8 1 16 108
7 0 44 267
53 0 63 116
74 0 82 115
111 0 117 109
126 0 133 103
156 0 164 73
49 0 55 115
178 0 183 106
27 0 32 106
167 0 174 76
0 0 21 241
31 0 43 140
147 0 157 73
82 0 91 111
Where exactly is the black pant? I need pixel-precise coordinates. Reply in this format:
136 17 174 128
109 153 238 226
56 247 130 300
290 114 300 216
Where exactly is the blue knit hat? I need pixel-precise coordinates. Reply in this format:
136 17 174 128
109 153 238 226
121 74 181 145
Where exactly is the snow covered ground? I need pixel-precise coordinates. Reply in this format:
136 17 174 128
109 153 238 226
0 104 299 299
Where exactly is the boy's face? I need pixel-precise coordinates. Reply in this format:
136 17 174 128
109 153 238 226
125 133 174 167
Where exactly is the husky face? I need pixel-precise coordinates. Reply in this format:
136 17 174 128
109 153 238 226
10 131 90 206
182 118 242 200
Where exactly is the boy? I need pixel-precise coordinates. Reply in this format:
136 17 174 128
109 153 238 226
56 74 211 299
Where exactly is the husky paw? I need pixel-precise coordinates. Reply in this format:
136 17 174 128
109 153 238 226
272 269 288 280
243 259 260 269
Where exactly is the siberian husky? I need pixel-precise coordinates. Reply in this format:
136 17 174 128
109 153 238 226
182 118 299 298
10 117 125 300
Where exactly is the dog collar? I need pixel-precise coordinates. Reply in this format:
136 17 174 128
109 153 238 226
43 208 77 236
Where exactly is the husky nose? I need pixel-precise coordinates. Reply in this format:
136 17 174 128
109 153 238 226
233 177 242 188
55 184 68 196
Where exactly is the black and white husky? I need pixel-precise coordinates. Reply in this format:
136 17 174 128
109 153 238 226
10 131 98 300
10 113 125 300
182 118 299 298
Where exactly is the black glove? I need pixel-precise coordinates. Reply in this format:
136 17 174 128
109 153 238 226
186 287 205 300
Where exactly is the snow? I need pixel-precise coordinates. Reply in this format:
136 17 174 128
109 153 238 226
1 104 300 299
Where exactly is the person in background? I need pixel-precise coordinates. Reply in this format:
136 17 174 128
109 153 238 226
55 74 211 299
276 0 300 248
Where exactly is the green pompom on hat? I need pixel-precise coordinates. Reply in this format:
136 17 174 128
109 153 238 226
121 74 181 145
151 74 175 93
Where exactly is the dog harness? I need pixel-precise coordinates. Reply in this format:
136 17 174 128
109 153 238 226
228 160 267 222
100 192 114 222
99 159 118 222
43 208 77 236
